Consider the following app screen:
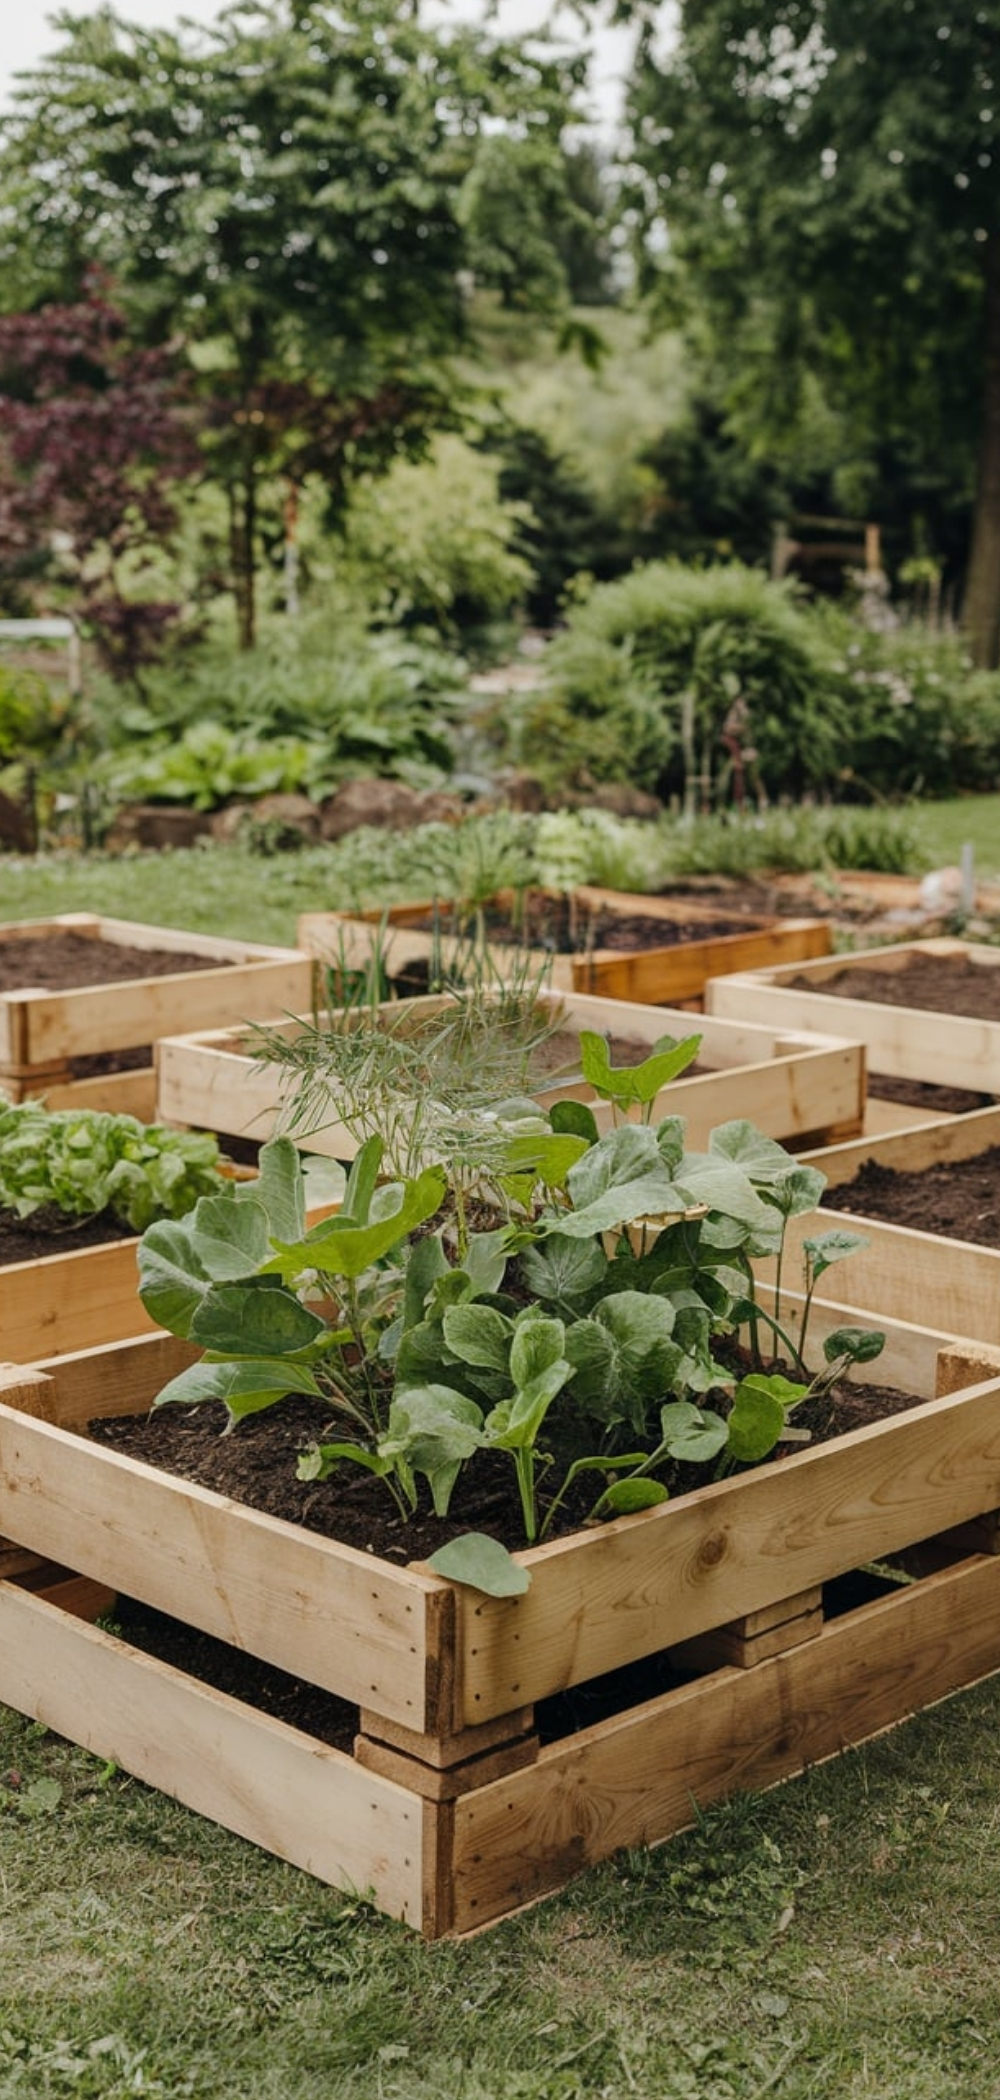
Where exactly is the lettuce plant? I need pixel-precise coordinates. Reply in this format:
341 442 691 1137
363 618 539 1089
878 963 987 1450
0 1096 226 1234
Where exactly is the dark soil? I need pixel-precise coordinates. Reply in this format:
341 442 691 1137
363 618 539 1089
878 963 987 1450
90 1371 927 1568
0 1207 135 1267
406 894 764 957
789 950 1000 1020
0 931 226 992
0 932 232 1082
865 1072 995 1116
822 1145 1000 1248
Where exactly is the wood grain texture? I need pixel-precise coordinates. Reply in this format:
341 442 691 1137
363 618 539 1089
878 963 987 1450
0 1402 444 1726
706 938 1000 1092
0 914 314 1066
450 1552 1000 1931
454 1363 1000 1723
0 1579 427 1927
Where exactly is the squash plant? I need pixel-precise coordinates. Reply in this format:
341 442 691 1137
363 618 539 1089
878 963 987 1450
136 1030 881 1595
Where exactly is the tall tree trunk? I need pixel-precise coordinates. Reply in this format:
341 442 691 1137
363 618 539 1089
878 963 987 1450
228 475 257 651
963 232 1000 669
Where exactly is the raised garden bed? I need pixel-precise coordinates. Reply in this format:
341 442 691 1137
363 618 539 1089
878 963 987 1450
763 1106 1000 1347
298 887 831 1008
0 913 315 1112
156 986 865 1156
3 1300 1000 1935
706 937 1000 1102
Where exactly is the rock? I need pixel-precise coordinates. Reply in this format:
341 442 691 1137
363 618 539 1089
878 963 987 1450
319 778 463 840
104 804 214 851
498 771 548 814
245 792 322 844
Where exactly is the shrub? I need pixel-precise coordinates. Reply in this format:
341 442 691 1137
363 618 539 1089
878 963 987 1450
823 618 1000 799
515 561 850 802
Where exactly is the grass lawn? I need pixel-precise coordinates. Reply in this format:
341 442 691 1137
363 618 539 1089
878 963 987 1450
4 1677 1000 2099
912 793 1000 880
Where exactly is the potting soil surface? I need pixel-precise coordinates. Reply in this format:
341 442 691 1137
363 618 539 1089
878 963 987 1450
0 931 227 991
822 1145 1000 1247
0 1208 135 1267
789 950 1000 1018
406 897 764 954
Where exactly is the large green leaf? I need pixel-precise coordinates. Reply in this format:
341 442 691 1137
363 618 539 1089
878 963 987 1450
517 1231 608 1313
152 1355 322 1421
137 1222 213 1336
803 1229 869 1279
499 1130 590 1191
563 1291 681 1428
726 1376 798 1463
426 1533 531 1597
579 1029 702 1105
266 1164 446 1280
672 1154 774 1231
442 1302 513 1372
463 1228 513 1299
509 1315 567 1389
342 1135 384 1224
490 1359 573 1448
189 1278 328 1357
249 1138 306 1243
382 1386 485 1516
183 1192 273 1275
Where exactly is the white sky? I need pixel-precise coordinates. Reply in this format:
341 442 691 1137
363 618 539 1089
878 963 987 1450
0 0 636 132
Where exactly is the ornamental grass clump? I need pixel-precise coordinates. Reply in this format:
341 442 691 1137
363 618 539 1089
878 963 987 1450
136 1015 881 1593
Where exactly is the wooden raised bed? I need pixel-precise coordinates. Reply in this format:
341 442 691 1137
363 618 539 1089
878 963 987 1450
0 913 315 1113
298 888 831 1008
156 986 865 1156
766 1105 1000 1346
705 936 1000 1096
3 1300 1000 1935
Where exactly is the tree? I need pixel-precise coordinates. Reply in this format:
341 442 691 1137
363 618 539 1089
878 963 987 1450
0 282 199 676
623 2 1000 662
0 1 586 646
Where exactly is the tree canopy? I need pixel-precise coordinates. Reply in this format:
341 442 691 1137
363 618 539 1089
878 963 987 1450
624 0 1000 660
0 0 589 643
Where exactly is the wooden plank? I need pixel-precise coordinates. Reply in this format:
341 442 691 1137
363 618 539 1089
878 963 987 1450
706 939 1000 1094
0 1236 158 1361
0 1331 198 1426
354 1728 539 1802
778 1209 1000 1346
0 1580 427 1929
6 960 315 1065
0 1401 447 1727
453 1365 1000 1724
859 1098 956 1136
0 1190 335 1363
156 988 865 1153
18 1066 159 1118
450 1552 1000 1931
299 904 830 1012
571 919 830 1005
802 1102 1000 1186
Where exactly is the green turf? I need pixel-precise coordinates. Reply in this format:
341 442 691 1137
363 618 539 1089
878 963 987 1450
4 1676 1000 2099
911 794 1000 880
